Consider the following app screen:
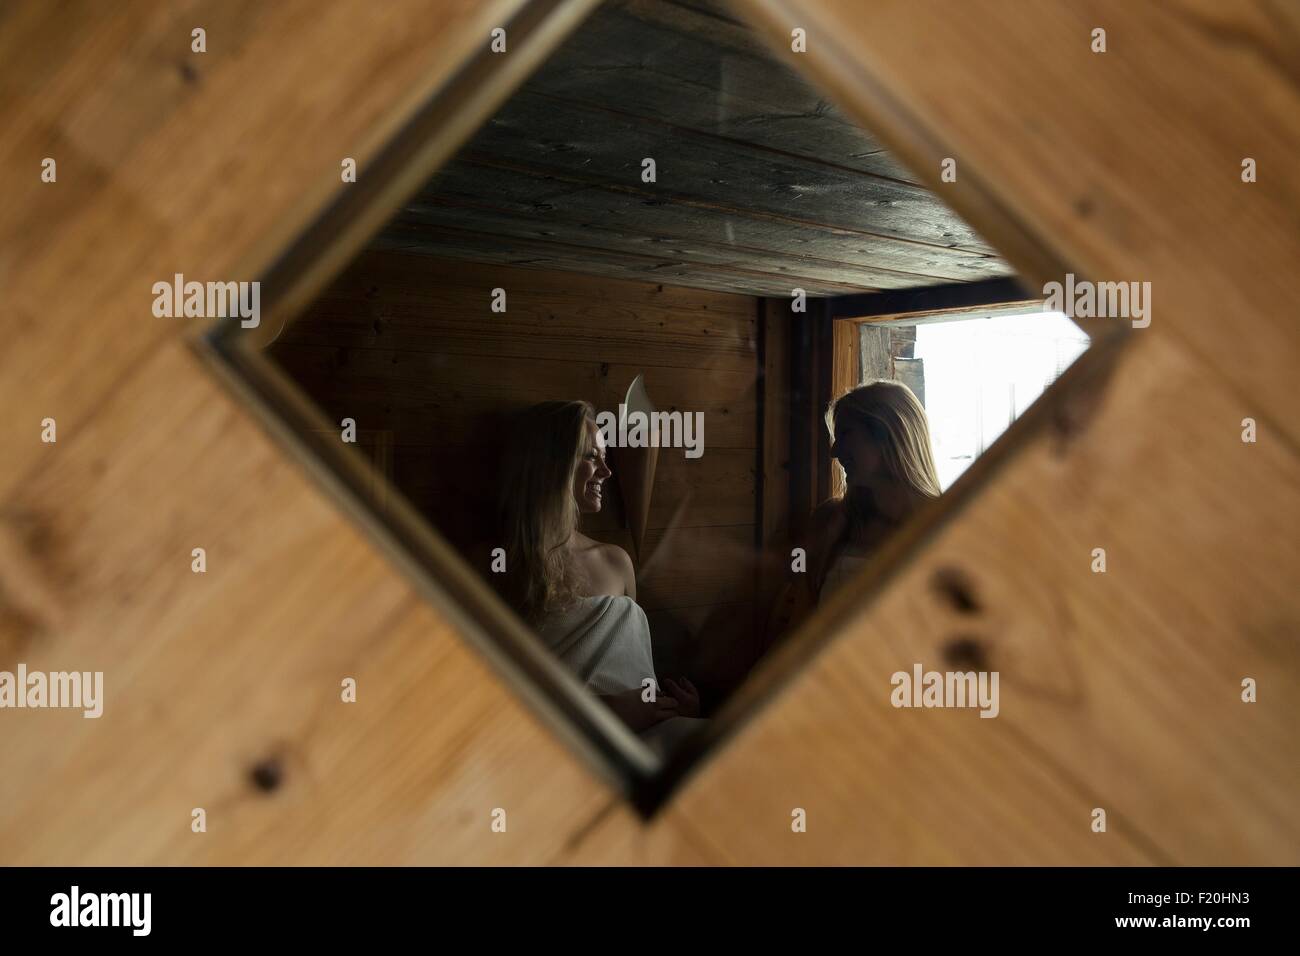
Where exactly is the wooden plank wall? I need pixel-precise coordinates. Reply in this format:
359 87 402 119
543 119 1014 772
269 250 764 698
0 0 1296 866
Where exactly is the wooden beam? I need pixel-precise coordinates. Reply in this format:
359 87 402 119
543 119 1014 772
404 166 1010 282
828 277 1035 321
388 199 1000 289
374 221 883 296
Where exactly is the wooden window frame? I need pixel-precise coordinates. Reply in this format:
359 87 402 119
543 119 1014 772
824 280 1069 500
190 0 1132 816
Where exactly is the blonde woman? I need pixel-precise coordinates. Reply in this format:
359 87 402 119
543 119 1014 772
767 380 940 640
496 400 701 737
811 379 941 600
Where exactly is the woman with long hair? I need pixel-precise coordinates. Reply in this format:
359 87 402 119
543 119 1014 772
496 400 700 735
767 379 940 640
812 379 941 599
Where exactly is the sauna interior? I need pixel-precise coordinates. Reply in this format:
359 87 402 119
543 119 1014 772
267 0 1076 737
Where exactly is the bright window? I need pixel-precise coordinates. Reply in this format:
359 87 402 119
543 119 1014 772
909 310 1088 490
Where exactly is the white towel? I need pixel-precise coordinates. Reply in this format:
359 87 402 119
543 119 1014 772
539 594 707 754
538 594 658 696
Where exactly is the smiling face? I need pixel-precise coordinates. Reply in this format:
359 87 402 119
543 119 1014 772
572 418 612 513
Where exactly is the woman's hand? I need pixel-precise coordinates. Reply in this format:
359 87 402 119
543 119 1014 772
600 688 679 731
660 677 700 718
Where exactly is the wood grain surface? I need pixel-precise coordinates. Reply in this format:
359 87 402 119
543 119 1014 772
0 0 1295 864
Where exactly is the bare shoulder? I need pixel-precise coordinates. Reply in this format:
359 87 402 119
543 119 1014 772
597 541 636 597
596 540 635 574
574 531 630 563
572 533 636 597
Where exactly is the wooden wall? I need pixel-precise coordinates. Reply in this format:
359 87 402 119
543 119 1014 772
1 0 1296 866
269 250 764 695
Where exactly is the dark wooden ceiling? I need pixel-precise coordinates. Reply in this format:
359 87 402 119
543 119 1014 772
374 0 1013 297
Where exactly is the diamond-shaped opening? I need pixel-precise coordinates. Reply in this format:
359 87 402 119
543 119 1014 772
201 0 1126 815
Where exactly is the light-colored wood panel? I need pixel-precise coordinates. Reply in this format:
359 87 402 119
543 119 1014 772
205 598 615 865
551 801 730 866
0 341 613 864
4 0 1297 868
667 332 1300 864
0 0 533 503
